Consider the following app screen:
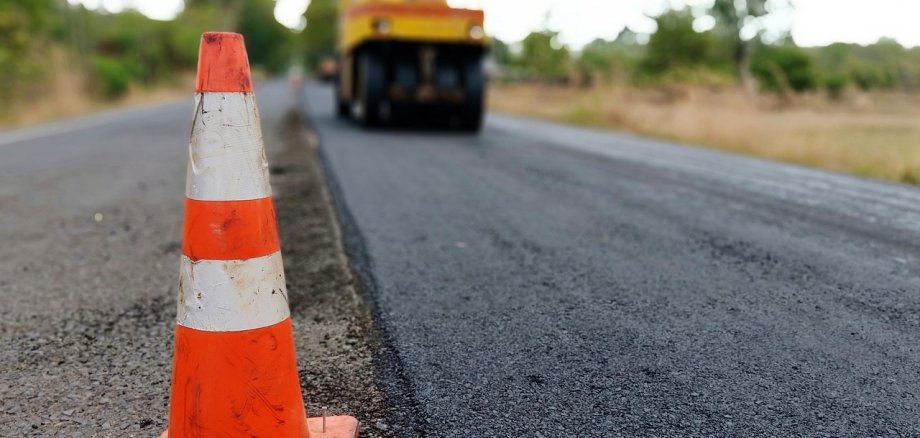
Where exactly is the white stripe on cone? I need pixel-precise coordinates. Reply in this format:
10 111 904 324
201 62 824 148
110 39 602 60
177 252 291 332
186 92 271 201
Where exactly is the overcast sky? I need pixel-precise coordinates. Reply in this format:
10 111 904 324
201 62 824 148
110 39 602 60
68 0 920 49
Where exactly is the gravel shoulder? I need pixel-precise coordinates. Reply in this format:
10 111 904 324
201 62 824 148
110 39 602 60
274 105 395 437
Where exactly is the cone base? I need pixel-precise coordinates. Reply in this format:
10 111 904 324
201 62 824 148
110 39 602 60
160 415 359 438
308 415 360 438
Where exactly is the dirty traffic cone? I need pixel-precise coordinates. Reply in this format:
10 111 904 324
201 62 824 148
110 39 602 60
162 32 359 438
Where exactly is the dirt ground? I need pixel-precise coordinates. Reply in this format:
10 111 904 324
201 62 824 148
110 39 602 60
490 83 920 184
274 107 396 438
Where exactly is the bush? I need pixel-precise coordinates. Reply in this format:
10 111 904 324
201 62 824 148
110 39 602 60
0 2 49 106
577 37 641 84
517 30 571 82
238 0 294 73
641 9 718 74
91 56 131 99
822 73 848 99
751 44 818 93
849 63 892 90
656 67 736 88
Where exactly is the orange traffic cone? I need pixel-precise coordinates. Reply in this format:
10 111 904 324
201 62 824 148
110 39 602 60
162 32 359 438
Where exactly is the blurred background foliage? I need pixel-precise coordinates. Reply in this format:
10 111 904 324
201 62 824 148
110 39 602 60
301 0 337 69
0 0 293 113
486 2 920 100
3 0 920 117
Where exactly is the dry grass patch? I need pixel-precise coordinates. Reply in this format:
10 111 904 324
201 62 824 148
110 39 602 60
0 48 192 129
489 83 920 184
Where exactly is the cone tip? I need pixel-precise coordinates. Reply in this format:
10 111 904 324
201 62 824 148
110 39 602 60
196 32 253 93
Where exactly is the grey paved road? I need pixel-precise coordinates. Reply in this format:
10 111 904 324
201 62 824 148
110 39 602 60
0 88 191 436
0 82 387 437
307 83 920 437
4 80 920 437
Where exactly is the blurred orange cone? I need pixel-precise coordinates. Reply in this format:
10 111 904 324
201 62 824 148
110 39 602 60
161 32 359 438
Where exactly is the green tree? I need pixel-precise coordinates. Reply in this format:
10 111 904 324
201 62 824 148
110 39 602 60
709 0 789 93
577 39 615 81
518 30 570 82
811 40 920 91
166 3 224 68
641 9 714 73
822 72 848 99
186 0 243 30
576 36 642 84
0 0 56 106
490 38 513 66
302 0 338 69
750 43 817 93
236 0 294 73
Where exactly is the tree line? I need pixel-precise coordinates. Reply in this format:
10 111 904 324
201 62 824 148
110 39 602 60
2 0 918 114
496 2 920 98
0 0 294 110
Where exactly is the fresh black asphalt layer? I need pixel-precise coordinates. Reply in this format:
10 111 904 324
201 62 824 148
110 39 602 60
306 83 920 437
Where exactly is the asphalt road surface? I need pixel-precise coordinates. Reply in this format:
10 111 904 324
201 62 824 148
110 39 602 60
3 80 920 437
0 82 389 437
306 83 920 437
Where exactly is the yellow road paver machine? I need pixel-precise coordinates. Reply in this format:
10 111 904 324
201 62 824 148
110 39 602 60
336 0 487 131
